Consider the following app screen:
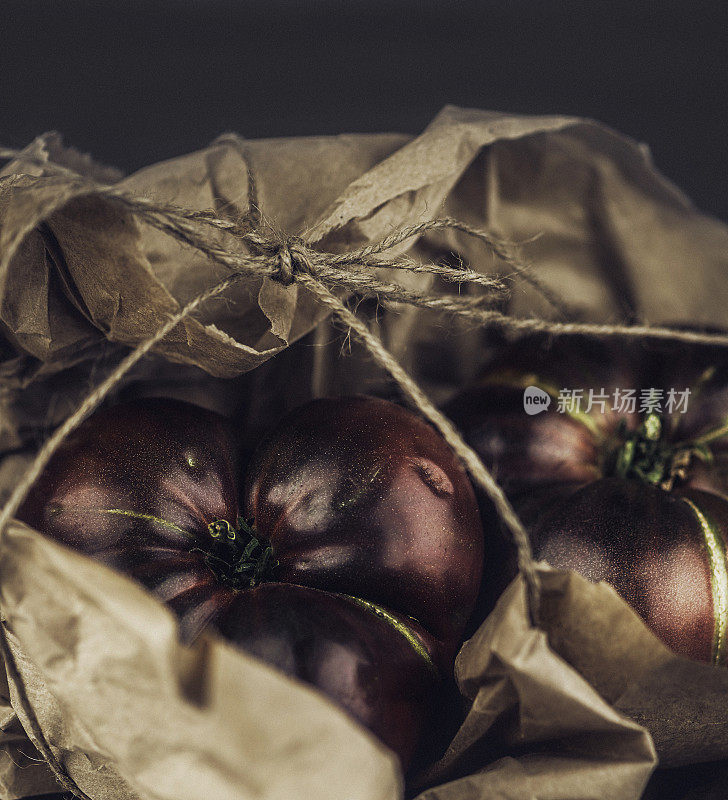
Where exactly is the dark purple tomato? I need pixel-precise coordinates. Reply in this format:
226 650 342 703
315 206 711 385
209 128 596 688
17 398 241 643
16 397 446 768
211 582 438 767
243 396 485 663
445 334 728 666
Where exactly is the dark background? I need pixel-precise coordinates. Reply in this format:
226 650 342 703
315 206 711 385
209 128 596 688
1 0 727 219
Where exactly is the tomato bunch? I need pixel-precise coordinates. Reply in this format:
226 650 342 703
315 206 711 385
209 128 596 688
18 395 485 768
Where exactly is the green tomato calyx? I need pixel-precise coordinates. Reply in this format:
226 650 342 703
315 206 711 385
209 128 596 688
197 517 277 589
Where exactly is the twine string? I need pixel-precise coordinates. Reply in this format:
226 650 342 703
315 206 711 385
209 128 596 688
2 143 728 795
3 145 728 623
294 271 541 616
5 145 728 346
3 143 728 614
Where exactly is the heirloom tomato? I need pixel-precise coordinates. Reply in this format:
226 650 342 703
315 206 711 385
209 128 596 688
243 395 485 665
446 334 728 665
18 395 484 767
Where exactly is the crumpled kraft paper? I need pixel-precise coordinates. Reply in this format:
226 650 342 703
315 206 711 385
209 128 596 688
0 520 403 800
536 570 728 769
2 106 728 798
3 106 728 447
412 569 656 800
0 520 657 800
0 666 59 799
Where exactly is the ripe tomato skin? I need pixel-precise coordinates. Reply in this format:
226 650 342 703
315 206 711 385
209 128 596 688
212 582 438 768
17 398 241 643
243 396 485 663
530 478 726 663
445 334 728 665
16 397 447 768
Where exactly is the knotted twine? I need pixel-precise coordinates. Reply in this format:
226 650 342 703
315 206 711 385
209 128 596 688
0 146 553 617
2 145 728 798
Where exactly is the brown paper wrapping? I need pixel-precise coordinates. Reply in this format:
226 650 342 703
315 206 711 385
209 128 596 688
0 520 402 800
2 106 728 799
413 569 656 800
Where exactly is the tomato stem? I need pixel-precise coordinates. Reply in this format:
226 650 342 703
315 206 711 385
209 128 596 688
199 519 277 589
609 412 712 490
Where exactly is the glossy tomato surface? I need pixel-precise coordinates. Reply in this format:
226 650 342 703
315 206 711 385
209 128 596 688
18 398 240 643
212 582 438 767
243 395 485 662
446 334 728 665
17 397 454 768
